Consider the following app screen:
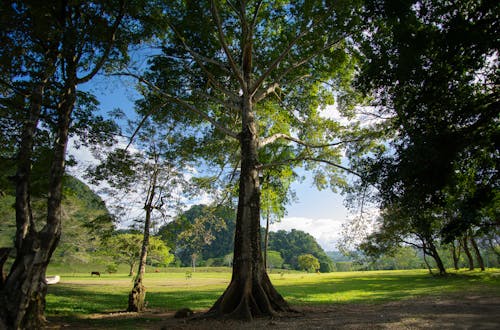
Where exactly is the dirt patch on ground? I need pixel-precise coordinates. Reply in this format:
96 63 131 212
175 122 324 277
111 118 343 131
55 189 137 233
48 293 500 329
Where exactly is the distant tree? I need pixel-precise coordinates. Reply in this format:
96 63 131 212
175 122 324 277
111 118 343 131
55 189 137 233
266 250 284 270
298 254 320 272
102 233 173 277
159 204 236 266
177 207 227 271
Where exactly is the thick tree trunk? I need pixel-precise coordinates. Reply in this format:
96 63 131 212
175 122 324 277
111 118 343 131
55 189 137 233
0 79 61 329
206 92 291 320
461 236 475 270
469 234 485 271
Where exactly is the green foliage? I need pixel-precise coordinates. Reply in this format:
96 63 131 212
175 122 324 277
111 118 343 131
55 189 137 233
159 205 236 266
105 263 118 274
351 0 499 246
297 254 320 272
102 234 174 270
266 250 284 269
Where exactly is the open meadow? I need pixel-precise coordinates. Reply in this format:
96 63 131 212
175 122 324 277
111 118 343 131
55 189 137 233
44 268 500 329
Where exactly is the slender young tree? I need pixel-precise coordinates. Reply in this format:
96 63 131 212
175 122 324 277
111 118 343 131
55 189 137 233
88 115 191 312
131 2 364 318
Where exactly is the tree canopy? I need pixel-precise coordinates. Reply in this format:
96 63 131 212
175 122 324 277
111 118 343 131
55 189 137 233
345 0 499 274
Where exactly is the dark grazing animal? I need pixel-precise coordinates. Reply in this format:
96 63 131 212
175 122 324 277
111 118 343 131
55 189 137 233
91 271 101 277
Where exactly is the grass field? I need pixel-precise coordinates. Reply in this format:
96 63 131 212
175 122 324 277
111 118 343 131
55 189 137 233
45 267 500 322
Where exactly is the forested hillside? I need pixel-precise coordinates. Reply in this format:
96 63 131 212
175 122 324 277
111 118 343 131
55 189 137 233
157 204 335 271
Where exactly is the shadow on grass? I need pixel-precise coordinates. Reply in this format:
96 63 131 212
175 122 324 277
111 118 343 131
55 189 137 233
46 270 500 328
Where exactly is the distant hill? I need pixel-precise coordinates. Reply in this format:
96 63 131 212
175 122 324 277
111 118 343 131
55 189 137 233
326 250 354 262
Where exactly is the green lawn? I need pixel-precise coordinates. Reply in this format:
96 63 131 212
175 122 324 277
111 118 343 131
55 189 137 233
45 268 500 325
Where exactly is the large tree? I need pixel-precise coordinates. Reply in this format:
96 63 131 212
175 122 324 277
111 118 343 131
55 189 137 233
135 0 363 320
347 0 499 269
0 1 160 327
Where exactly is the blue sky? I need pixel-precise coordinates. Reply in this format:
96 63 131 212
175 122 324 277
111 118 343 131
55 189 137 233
76 75 351 251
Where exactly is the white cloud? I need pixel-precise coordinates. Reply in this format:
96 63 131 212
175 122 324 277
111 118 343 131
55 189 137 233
269 216 345 251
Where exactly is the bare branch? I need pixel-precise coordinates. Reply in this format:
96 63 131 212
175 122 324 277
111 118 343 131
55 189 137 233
250 0 264 31
259 132 362 149
118 71 239 140
124 101 169 150
77 0 126 84
257 156 361 177
250 28 310 96
210 0 245 87
167 21 239 101
0 79 29 97
253 37 344 103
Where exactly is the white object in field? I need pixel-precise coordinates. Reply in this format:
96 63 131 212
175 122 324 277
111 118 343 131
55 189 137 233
45 275 60 284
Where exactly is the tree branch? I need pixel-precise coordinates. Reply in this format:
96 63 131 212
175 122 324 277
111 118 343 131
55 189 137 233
210 0 245 87
250 0 264 32
167 20 239 101
250 28 311 96
77 0 126 84
259 132 360 149
257 156 361 177
253 37 344 103
117 72 239 140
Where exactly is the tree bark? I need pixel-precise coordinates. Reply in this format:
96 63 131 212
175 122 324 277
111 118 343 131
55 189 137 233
264 208 270 270
428 242 446 275
450 241 461 270
469 234 485 271
206 86 291 320
128 169 157 312
461 236 475 270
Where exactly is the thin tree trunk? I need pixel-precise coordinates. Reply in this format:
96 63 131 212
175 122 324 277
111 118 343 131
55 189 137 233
450 240 461 270
191 253 197 272
461 236 474 270
129 262 136 277
128 169 157 312
469 234 485 271
0 248 11 289
427 241 446 275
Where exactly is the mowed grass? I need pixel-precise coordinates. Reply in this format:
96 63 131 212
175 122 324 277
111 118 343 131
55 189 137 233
46 268 500 320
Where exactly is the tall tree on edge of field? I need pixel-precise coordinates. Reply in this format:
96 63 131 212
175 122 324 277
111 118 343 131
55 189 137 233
0 1 163 327
134 1 365 320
